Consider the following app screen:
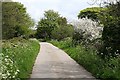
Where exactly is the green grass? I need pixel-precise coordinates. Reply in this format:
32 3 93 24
2 38 40 79
49 39 120 80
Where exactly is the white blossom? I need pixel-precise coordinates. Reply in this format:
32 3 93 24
71 18 103 40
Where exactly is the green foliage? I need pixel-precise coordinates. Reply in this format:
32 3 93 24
50 37 73 49
29 30 37 38
36 10 74 40
36 18 56 40
44 10 60 21
72 30 85 45
36 10 59 40
2 38 40 79
2 2 34 39
99 1 120 57
78 7 106 21
51 18 74 40
50 39 120 80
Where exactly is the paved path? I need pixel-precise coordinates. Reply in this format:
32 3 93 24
30 42 96 79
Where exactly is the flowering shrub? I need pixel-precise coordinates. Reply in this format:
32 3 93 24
72 18 103 43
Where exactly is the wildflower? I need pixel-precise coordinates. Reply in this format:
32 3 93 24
12 76 15 78
17 69 20 72
101 53 103 55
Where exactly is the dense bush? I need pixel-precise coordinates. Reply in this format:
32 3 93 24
100 1 120 57
51 24 74 40
1 38 40 79
72 18 103 46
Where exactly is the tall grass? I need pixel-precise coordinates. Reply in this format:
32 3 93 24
50 38 120 80
2 38 40 79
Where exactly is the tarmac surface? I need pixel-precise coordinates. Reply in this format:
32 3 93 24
30 42 96 79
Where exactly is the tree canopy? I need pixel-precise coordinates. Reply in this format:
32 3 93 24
36 10 74 40
2 2 34 39
78 7 107 21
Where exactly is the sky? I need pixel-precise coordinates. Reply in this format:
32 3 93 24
13 0 99 23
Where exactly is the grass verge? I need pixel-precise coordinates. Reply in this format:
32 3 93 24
2 38 40 79
49 39 120 80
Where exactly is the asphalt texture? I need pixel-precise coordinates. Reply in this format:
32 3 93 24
30 42 96 79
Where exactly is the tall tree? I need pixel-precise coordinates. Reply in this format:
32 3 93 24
36 10 60 39
36 10 74 40
2 2 34 39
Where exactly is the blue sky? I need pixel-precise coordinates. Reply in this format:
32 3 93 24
13 0 98 22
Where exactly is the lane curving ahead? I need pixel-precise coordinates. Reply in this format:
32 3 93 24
30 42 96 79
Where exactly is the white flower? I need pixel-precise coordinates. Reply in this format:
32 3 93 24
4 58 8 62
15 72 18 75
5 56 9 58
17 69 20 72
12 76 15 78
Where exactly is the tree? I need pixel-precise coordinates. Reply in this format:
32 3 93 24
36 10 74 40
2 2 34 39
44 10 60 21
78 7 106 21
89 0 118 6
51 17 74 40
36 10 59 40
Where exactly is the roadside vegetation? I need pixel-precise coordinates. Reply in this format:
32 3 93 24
50 38 120 80
2 38 40 79
1 2 40 79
